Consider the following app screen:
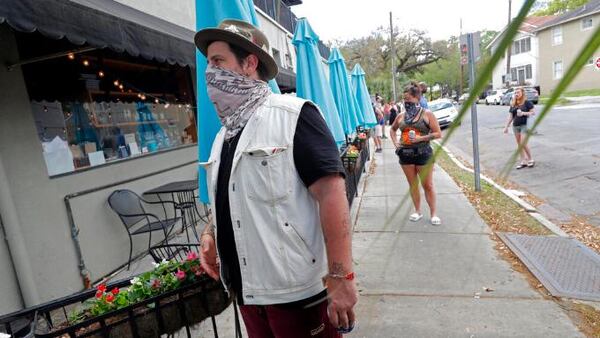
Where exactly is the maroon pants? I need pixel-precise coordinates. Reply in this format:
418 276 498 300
240 300 342 338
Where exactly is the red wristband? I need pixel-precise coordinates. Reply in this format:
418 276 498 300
328 272 355 281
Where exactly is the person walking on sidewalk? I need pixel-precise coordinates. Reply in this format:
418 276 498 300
418 82 429 109
503 87 535 169
390 83 442 225
195 19 357 338
373 101 384 152
388 99 399 126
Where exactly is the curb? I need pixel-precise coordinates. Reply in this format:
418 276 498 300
434 142 569 237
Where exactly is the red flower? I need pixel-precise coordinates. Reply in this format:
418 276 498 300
151 279 161 289
111 287 120 295
97 284 107 292
95 290 103 299
186 251 198 261
175 269 186 281
105 294 115 303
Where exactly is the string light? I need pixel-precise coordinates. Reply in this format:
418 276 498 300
154 98 159 104
98 71 104 78
119 84 124 90
140 95 146 100
164 103 170 109
82 60 90 67
67 53 75 60
113 80 119 87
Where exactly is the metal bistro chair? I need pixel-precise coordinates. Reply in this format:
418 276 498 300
108 189 180 269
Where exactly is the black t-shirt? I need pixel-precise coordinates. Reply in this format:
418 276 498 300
510 100 534 126
215 102 344 306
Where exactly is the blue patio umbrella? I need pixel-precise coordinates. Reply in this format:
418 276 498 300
328 48 362 135
293 18 345 146
196 0 281 203
351 64 378 128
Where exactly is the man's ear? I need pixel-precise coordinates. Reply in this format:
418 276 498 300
243 54 260 77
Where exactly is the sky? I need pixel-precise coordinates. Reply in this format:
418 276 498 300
291 0 528 43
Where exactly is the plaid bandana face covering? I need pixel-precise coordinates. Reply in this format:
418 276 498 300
205 65 271 140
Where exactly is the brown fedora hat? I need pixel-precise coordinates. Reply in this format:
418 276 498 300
195 19 279 80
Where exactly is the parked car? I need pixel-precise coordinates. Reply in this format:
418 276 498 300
485 89 506 105
429 99 459 128
501 87 539 105
458 93 469 103
501 90 514 105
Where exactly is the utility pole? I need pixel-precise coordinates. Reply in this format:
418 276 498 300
390 11 397 101
505 0 512 86
467 33 482 192
459 18 464 99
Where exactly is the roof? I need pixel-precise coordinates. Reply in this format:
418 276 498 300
486 15 556 49
520 15 558 32
535 0 600 31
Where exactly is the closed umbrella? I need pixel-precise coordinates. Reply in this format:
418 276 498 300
351 64 377 128
293 18 345 146
328 47 362 135
195 0 281 203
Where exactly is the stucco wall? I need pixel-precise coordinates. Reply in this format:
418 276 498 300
0 206 23 315
538 13 600 95
114 0 195 30
0 25 198 310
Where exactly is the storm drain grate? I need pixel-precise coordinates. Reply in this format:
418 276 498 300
498 233 600 301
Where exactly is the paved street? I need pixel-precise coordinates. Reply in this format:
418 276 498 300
444 103 600 228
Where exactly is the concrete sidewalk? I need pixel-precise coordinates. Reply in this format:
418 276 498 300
348 138 583 337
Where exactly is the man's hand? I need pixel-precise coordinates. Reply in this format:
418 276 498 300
200 234 220 280
309 175 358 332
503 127 509 134
326 278 358 330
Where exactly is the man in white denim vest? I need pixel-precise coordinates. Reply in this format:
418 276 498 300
195 19 357 337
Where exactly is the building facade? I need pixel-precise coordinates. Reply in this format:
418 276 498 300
488 16 556 91
0 0 312 316
536 2 600 96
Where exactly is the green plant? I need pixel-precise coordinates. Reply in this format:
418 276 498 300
77 250 205 319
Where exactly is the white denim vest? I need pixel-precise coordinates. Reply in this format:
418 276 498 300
201 94 328 305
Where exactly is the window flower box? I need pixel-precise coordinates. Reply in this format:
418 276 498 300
30 252 231 338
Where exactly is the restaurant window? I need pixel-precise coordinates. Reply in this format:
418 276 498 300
16 32 197 176
272 48 282 67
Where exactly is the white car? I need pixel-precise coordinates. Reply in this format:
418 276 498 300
485 89 506 105
428 99 459 128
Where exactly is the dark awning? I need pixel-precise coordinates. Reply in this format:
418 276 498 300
276 67 296 91
0 0 196 67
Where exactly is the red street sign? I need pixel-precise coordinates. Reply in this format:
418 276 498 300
595 57 600 70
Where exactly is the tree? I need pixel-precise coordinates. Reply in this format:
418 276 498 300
533 0 589 16
339 27 447 100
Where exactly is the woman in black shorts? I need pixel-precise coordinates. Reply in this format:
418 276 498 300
390 83 442 225
503 87 535 169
